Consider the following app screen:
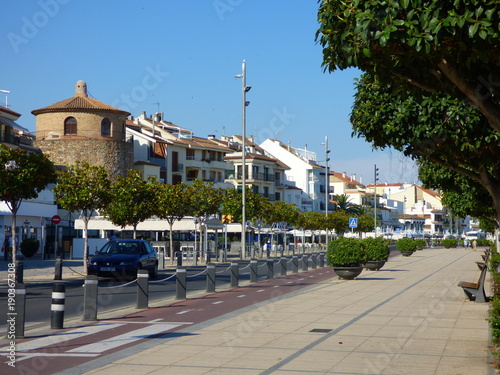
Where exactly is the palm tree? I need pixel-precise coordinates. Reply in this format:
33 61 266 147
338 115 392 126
332 194 358 214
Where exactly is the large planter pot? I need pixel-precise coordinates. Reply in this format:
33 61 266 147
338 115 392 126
400 251 414 257
333 266 363 280
365 260 386 271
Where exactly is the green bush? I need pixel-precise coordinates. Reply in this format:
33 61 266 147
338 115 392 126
20 238 39 258
362 237 390 261
415 239 427 249
327 237 367 267
396 238 417 252
442 238 458 248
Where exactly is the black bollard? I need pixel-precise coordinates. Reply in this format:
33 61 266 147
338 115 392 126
266 259 274 279
206 263 216 293
51 283 65 329
302 255 309 271
136 270 149 309
13 283 26 339
83 275 98 321
54 257 63 280
177 251 183 267
292 255 299 273
280 257 287 276
230 262 239 288
159 250 165 269
311 254 317 269
15 259 24 283
250 259 258 283
176 266 187 300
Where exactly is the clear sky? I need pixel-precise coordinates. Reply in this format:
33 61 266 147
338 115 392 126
2 0 419 184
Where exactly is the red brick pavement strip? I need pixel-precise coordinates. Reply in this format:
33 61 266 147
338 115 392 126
1 267 335 375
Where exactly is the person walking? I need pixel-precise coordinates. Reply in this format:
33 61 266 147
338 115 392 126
3 235 11 261
472 239 477 251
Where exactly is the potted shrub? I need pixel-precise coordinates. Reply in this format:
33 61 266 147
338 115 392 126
20 238 40 258
327 237 367 279
362 237 390 270
442 238 458 248
397 237 417 256
415 238 427 250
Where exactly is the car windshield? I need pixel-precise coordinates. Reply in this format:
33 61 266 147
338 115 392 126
98 241 142 255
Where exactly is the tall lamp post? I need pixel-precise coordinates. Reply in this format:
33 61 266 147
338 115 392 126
322 136 330 249
235 60 251 258
374 164 379 236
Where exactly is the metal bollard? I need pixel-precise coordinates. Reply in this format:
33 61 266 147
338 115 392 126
266 259 274 279
292 255 299 273
83 275 98 321
177 251 183 267
250 259 258 283
230 262 239 288
176 266 187 300
206 263 216 293
280 257 287 276
159 250 165 269
54 257 63 280
136 270 149 309
13 283 26 339
15 259 24 283
302 255 309 271
311 254 317 269
51 283 65 329
319 253 325 268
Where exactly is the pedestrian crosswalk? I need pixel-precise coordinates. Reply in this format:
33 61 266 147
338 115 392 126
0 319 191 361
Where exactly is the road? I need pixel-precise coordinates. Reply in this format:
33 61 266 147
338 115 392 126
0 258 309 333
0 263 334 375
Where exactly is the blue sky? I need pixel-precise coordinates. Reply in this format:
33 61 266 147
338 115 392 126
2 0 418 184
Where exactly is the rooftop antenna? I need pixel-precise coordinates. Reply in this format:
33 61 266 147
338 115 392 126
0 90 10 108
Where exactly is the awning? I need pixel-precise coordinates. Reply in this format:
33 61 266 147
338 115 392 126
0 117 30 133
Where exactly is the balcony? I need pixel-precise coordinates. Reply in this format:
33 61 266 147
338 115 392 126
172 163 183 173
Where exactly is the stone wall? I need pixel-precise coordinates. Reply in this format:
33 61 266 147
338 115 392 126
35 139 134 178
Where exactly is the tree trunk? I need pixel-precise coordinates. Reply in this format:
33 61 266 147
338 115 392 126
169 221 174 265
11 209 17 268
83 217 89 275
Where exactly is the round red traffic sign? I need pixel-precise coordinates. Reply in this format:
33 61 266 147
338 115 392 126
51 215 61 224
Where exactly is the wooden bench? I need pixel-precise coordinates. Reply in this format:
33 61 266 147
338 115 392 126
458 264 489 302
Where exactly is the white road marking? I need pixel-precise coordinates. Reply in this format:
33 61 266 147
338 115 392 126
256 289 265 293
0 323 124 352
237 295 246 298
176 310 190 315
212 301 223 305
68 323 181 353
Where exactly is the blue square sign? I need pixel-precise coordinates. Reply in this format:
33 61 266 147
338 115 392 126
349 218 358 228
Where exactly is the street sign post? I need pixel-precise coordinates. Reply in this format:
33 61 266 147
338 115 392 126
349 218 358 228
51 215 61 225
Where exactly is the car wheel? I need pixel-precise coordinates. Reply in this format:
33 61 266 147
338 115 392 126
149 262 158 279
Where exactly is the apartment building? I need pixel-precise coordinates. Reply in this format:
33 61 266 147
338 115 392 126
259 139 328 212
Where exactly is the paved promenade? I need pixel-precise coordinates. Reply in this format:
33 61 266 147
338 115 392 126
55 246 492 375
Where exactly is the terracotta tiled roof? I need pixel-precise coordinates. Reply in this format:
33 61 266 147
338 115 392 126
0 106 21 118
32 96 130 116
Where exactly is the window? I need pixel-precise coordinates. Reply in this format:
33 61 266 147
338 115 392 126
64 117 77 135
101 118 111 137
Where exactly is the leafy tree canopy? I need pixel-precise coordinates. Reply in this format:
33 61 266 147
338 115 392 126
317 0 500 133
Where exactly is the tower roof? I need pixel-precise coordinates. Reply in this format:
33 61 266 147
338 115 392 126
31 81 130 116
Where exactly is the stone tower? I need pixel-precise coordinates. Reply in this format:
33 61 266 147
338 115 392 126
32 81 133 177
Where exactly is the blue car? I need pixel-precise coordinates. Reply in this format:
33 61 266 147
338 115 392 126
88 239 158 280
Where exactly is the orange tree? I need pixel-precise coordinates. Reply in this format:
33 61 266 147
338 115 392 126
54 162 110 273
0 145 56 267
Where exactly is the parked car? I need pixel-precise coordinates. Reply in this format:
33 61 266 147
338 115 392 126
88 239 158 280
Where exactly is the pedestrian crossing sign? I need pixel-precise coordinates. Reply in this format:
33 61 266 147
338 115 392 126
349 218 358 228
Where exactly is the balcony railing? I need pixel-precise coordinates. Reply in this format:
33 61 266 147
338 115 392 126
172 163 183 173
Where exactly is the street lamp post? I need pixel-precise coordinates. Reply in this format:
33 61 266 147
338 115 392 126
235 60 251 259
322 136 330 249
374 165 379 236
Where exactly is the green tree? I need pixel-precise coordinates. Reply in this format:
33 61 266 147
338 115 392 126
418 160 496 232
348 73 500 230
355 213 376 237
155 183 192 263
317 0 500 134
54 162 111 273
326 210 350 237
104 170 159 239
0 145 56 267
333 194 358 214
